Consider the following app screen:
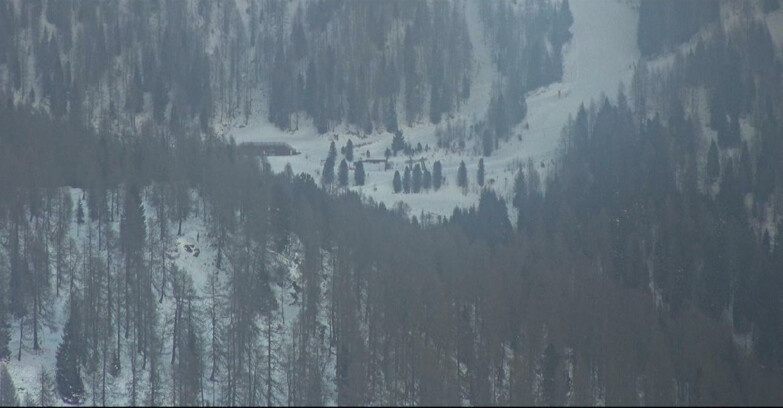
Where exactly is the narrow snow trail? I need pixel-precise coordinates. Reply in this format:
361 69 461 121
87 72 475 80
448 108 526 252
480 0 640 187
230 1 640 218
462 1 496 121
523 0 639 155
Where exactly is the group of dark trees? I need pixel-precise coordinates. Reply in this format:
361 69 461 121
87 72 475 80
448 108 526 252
0 1 231 137
0 1 471 139
637 0 720 56
456 159 487 194
235 150 783 405
269 1 474 133
478 0 572 155
0 93 286 404
322 140 366 188
0 0 574 147
632 2 783 220
393 160 443 194
392 158 483 195
509 85 783 402
525 5 783 389
480 0 572 92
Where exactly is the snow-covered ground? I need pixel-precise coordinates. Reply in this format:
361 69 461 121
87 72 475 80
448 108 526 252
227 0 641 218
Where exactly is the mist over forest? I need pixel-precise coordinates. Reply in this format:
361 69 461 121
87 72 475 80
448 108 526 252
1 1 783 406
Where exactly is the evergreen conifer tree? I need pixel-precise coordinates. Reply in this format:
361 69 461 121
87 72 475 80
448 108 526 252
76 199 84 226
322 155 336 186
354 161 365 186
385 101 399 133
338 159 349 187
55 298 84 404
393 170 402 193
35 366 55 407
392 131 405 155
457 161 468 193
0 364 18 406
345 139 354 162
477 158 485 187
706 139 720 184
403 166 411 193
0 289 10 361
423 167 432 190
412 164 422 193
541 343 560 406
433 161 443 190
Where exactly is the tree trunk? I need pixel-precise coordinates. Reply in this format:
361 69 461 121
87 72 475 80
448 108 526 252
131 342 137 407
102 336 107 405
33 291 39 351
171 298 180 365
117 273 122 359
55 244 61 297
125 255 130 339
267 314 273 405
17 317 23 361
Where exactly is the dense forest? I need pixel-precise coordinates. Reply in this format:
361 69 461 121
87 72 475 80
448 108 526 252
2 95 783 405
636 1 720 57
2 0 783 406
0 0 569 137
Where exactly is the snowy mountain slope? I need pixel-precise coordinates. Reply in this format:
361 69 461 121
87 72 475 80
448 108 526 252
228 1 641 219
6 3 783 406
3 188 205 406
479 0 640 191
4 188 321 406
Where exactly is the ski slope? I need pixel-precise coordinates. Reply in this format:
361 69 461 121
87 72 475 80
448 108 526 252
229 1 640 219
